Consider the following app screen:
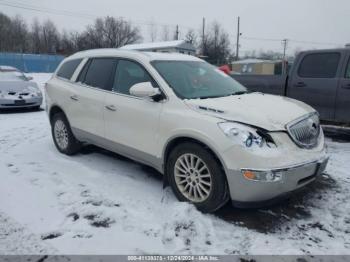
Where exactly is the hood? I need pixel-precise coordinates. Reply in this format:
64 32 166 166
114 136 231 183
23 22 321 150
185 93 315 131
0 81 39 93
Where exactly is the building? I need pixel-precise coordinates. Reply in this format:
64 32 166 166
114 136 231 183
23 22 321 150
120 40 196 55
232 59 276 75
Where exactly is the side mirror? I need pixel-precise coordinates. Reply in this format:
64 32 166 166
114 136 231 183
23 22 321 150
26 76 33 81
129 82 161 98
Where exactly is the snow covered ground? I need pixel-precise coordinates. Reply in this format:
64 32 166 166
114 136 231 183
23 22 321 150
0 73 350 255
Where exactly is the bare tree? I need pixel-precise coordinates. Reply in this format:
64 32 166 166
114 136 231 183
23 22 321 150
185 29 197 45
30 19 42 53
161 25 170 41
41 19 59 53
0 12 141 55
80 16 141 50
200 21 233 65
0 13 12 51
148 20 157 42
9 15 28 52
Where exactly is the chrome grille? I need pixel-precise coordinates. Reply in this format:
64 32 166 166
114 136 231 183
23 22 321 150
286 113 320 149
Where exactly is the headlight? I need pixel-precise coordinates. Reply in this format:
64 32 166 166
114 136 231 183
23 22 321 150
218 122 276 148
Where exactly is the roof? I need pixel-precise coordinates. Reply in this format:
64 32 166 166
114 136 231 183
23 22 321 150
232 59 275 64
67 49 201 63
120 40 196 52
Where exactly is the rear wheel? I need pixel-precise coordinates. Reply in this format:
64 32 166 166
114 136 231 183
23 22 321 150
51 112 81 155
167 142 229 213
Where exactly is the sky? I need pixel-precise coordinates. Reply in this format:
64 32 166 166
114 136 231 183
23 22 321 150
0 0 349 56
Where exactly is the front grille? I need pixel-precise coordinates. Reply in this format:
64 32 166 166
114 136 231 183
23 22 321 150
286 113 320 149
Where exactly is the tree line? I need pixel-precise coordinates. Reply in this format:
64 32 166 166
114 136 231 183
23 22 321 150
0 12 234 65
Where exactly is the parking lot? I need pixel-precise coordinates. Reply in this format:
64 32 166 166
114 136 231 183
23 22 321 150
0 74 349 255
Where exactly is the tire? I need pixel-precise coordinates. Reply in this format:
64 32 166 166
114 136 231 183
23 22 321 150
51 112 81 155
167 142 229 213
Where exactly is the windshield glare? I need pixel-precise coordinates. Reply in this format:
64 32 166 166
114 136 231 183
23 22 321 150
0 71 27 81
151 60 247 99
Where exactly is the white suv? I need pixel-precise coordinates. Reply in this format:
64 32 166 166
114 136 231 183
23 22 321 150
45 49 328 212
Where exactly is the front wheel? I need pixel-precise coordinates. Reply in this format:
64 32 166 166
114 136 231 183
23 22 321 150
51 112 81 155
167 142 229 213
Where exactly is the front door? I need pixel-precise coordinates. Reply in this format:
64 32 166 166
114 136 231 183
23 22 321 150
104 59 163 168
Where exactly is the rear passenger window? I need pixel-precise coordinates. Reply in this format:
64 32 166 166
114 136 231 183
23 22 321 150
113 60 157 95
345 59 350 79
56 59 82 80
82 58 116 90
298 53 340 78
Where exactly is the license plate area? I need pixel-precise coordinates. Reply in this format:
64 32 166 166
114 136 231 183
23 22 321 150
14 100 26 105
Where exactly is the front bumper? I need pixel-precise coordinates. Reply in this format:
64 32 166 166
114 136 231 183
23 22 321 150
0 97 42 109
226 156 329 206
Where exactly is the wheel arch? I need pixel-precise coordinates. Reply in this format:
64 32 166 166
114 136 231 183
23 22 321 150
49 105 68 125
163 136 228 180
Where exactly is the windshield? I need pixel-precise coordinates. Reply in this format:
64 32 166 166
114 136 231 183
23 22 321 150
0 71 27 81
151 60 247 99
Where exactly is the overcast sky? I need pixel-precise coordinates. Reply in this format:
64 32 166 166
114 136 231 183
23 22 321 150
1 0 349 55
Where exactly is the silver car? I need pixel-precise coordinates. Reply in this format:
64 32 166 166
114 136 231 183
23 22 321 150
0 66 42 110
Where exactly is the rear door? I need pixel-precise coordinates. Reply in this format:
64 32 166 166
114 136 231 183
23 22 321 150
287 52 342 121
335 53 350 123
68 57 116 138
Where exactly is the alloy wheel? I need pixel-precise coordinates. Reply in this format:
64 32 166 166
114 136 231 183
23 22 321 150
174 153 212 203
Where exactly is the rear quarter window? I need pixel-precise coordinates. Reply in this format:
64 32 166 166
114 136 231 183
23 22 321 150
56 59 82 80
298 52 340 78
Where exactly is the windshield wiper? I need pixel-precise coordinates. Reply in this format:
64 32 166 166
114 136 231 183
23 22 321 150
231 90 250 95
198 95 226 99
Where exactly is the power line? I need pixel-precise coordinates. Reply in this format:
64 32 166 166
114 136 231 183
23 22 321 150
0 1 96 20
289 39 342 46
240 35 342 46
0 0 194 30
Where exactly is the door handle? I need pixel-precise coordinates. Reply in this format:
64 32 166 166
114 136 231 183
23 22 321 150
341 83 350 89
105 105 117 111
70 95 79 101
294 82 306 87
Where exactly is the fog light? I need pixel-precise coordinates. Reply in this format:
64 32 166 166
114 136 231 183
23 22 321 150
242 170 283 182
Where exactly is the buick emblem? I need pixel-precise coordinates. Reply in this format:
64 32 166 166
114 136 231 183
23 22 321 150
307 118 318 136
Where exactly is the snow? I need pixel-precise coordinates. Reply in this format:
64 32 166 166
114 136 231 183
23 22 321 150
120 40 189 50
0 73 350 255
232 59 275 64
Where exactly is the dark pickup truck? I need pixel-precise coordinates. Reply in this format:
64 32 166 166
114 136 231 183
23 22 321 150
231 48 350 125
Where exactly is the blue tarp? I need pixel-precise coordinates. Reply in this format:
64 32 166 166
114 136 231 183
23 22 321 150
0 53 65 73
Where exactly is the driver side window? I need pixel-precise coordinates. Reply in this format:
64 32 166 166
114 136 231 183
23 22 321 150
113 60 157 95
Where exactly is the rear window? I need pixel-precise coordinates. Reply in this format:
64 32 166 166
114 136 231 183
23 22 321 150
82 58 116 90
298 53 340 78
56 59 82 80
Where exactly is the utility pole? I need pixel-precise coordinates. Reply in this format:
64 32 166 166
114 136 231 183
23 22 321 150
235 16 241 61
202 17 205 55
282 38 288 74
175 25 179 40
